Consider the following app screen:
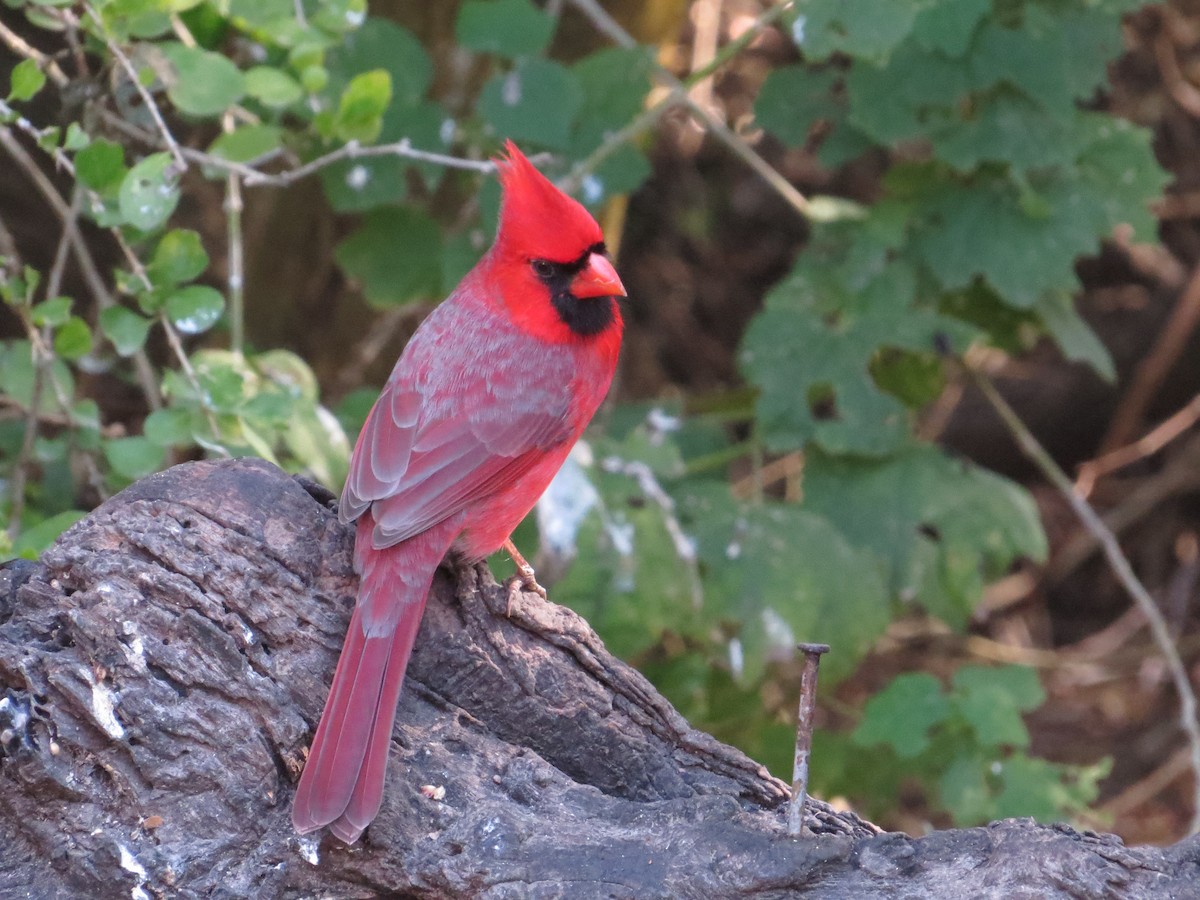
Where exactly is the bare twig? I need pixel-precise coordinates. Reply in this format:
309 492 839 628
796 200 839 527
1155 13 1200 119
7 190 82 538
971 367 1200 835
1077 393 1200 496
83 3 188 171
222 115 245 358
0 123 164 409
1097 256 1200 456
240 139 497 187
0 19 69 87
564 0 810 217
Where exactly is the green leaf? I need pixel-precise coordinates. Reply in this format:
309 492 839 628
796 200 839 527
332 69 392 143
803 445 1048 627
244 65 303 108
206 124 284 168
12 510 86 560
938 754 993 825
740 260 971 455
150 229 209 285
63 122 90 151
456 0 555 58
991 756 1069 822
911 0 989 57
1036 291 1115 382
799 0 925 64
323 18 431 108
165 285 224 334
283 402 351 488
99 306 152 356
969 9 1124 115
680 488 890 685
0 340 73 413
104 436 166 480
954 663 1045 711
74 139 127 193
53 316 93 360
852 672 950 758
160 43 246 116
480 58 582 150
30 296 72 327
334 206 441 307
754 67 840 147
143 406 195 447
909 170 1097 309
118 153 180 231
950 665 1039 750
8 59 46 102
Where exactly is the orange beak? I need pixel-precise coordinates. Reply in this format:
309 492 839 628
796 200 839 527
570 253 626 300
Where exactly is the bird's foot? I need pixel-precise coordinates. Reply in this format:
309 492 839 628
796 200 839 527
502 538 547 615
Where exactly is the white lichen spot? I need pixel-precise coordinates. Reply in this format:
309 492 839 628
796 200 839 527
536 454 599 557
86 670 124 740
439 117 457 145
345 7 365 26
502 70 522 107
725 540 741 561
581 174 604 205
345 163 371 191
296 835 320 866
728 638 745 680
645 407 681 445
791 14 807 45
761 606 795 651
118 843 150 900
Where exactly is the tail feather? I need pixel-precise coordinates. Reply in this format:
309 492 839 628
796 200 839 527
292 516 455 842
329 620 421 842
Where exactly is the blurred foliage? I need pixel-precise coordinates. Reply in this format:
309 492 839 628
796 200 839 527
0 0 1163 828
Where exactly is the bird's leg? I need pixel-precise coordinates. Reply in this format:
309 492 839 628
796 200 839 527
503 538 547 614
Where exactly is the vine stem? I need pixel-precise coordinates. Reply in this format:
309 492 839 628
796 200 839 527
563 0 810 217
83 4 188 171
971 366 1200 834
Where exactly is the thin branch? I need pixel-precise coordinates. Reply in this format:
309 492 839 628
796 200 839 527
222 115 245 358
83 3 188 171
970 366 1200 835
7 313 50 540
98 110 495 186
0 124 164 410
6 189 82 538
1096 254 1200 456
564 0 810 217
1077 392 1200 497
0 19 69 87
239 138 497 187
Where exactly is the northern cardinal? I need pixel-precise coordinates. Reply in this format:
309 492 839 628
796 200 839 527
292 142 626 843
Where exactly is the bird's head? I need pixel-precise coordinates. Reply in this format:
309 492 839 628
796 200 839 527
489 141 626 343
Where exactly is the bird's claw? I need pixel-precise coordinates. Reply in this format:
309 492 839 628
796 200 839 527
501 538 547 615
503 565 547 616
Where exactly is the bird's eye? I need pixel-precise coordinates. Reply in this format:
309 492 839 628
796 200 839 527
531 259 555 278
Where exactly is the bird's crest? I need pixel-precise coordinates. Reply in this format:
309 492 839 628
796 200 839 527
495 141 603 263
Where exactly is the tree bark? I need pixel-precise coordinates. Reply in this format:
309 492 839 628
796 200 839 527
0 457 1195 898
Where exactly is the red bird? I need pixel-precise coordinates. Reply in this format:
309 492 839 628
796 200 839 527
292 142 626 843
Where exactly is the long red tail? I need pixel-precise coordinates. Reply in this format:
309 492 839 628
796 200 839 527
292 516 455 843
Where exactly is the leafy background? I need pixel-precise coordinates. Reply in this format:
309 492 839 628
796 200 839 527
1 0 1198 842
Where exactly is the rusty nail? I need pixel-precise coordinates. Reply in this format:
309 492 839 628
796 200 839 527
788 642 830 836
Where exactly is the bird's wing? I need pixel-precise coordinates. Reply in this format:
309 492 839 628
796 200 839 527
340 304 576 548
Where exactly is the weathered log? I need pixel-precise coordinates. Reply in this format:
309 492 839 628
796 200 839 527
0 457 1195 898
